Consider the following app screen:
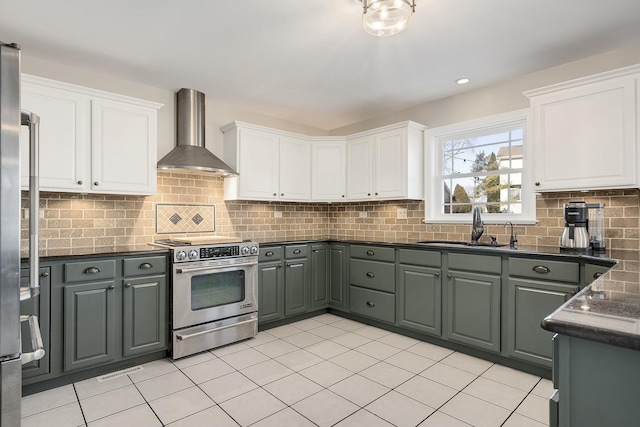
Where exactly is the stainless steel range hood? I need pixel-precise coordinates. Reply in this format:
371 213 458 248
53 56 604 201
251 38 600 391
157 88 237 176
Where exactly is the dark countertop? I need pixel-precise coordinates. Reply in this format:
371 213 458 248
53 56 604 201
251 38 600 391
23 245 169 262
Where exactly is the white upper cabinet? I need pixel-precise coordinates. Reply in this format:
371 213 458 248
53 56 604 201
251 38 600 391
20 75 162 195
312 140 346 201
347 122 425 201
525 65 640 192
222 120 425 203
223 123 310 201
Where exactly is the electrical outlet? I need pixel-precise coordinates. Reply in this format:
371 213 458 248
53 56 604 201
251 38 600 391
22 208 29 219
274 211 283 218
39 209 45 219
359 211 367 218
397 207 408 220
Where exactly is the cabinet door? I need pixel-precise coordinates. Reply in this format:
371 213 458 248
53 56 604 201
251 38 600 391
375 128 407 199
329 244 348 310
530 75 638 191
446 271 501 353
312 142 346 201
238 128 279 200
310 245 329 309
20 81 89 192
20 267 50 380
397 265 441 336
63 281 117 372
285 258 309 316
347 136 373 200
258 260 285 323
122 275 167 358
279 136 311 200
91 98 157 195
507 278 578 367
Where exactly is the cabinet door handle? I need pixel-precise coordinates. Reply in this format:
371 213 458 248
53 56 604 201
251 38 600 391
77 180 83 185
569 289 577 296
124 282 132 288
366 301 375 307
434 273 440 278
138 262 152 270
366 250 375 256
293 249 301 254
447 273 452 279
277 264 283 268
535 182 540 187
375 192 378 196
107 285 115 290
281 193 284 196
367 193 371 196
273 193 277 196
532 265 551 274
366 272 375 278
93 181 99 186
341 195 345 198
83 267 101 274
40 272 49 278
265 251 274 257
593 272 603 279
287 263 304 268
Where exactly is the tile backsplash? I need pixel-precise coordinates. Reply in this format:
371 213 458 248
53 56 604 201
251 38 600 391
21 171 640 256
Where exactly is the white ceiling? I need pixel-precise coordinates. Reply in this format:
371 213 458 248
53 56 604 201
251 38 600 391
2 0 640 130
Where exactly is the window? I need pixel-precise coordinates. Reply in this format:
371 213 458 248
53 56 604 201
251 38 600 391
424 109 535 224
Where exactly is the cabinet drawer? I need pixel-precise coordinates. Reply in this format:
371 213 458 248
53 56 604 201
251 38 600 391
259 246 284 262
510 257 579 283
285 245 308 259
398 249 441 267
350 286 395 323
350 259 395 292
123 256 166 277
448 253 501 274
64 260 116 283
350 245 395 262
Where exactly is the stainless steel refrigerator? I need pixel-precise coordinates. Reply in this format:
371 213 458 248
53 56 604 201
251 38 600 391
0 41 44 426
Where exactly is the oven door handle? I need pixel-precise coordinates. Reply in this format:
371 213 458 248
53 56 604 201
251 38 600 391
176 262 257 274
175 318 256 340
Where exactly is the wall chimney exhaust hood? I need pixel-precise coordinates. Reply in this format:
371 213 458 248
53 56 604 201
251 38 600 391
157 88 237 176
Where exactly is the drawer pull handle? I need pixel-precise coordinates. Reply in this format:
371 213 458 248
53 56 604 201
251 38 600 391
265 251 274 257
277 264 283 269
533 265 550 274
40 272 49 278
593 272 603 279
124 282 132 288
107 285 115 290
293 249 301 254
366 250 375 256
366 301 375 307
434 273 440 278
139 263 152 270
287 263 304 268
366 272 375 278
447 274 452 278
83 267 101 274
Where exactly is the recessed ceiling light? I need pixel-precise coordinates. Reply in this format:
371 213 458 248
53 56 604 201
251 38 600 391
456 77 470 85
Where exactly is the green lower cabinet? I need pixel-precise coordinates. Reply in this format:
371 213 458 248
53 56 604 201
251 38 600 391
507 278 578 367
63 280 117 372
329 244 348 310
258 260 285 323
310 244 329 309
446 270 501 353
397 264 441 336
122 275 167 358
285 258 309 316
350 286 395 323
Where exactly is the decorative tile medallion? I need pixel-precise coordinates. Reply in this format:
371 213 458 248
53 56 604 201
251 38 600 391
156 204 215 234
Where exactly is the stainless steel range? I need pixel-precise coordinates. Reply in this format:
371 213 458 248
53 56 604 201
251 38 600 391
154 238 259 359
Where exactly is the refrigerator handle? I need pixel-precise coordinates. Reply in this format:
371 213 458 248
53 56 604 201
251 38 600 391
19 315 45 365
20 111 40 301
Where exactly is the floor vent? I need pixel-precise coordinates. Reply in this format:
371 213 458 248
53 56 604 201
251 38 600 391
97 365 143 382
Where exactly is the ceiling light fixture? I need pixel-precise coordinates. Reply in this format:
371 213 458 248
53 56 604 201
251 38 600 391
456 77 470 85
362 0 416 37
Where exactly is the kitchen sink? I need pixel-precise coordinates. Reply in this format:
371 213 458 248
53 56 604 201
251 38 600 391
415 240 507 248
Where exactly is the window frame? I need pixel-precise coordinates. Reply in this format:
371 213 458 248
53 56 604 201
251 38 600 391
424 109 536 224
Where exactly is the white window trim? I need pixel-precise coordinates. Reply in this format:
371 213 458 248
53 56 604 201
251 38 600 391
424 109 536 224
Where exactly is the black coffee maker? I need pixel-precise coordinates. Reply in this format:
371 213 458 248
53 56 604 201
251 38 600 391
560 201 606 253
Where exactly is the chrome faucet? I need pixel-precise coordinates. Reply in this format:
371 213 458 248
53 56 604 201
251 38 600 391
470 206 484 245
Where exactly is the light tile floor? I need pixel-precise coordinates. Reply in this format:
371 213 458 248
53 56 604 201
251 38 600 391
21 314 552 427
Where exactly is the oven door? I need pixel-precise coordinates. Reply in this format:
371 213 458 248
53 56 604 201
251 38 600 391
172 257 258 330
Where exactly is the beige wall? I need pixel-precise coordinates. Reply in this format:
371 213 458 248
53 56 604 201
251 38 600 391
23 172 640 256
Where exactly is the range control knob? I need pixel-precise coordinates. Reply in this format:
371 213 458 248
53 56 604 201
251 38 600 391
241 246 250 255
250 245 259 255
188 249 199 260
176 251 187 261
